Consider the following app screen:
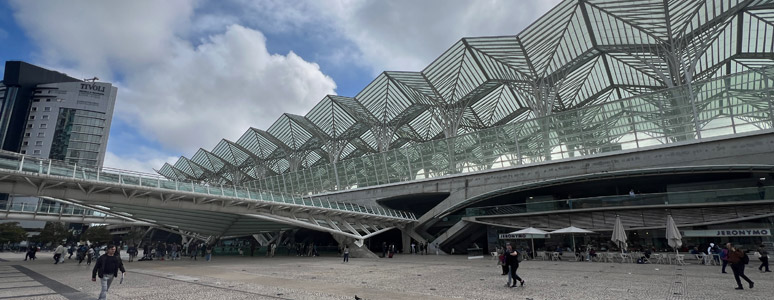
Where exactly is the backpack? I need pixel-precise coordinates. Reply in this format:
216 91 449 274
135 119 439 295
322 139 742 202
719 249 727 259
741 252 750 264
516 251 524 263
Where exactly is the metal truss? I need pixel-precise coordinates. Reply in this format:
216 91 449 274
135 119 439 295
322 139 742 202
159 0 774 193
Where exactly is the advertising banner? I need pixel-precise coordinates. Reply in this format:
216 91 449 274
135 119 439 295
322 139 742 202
682 228 771 237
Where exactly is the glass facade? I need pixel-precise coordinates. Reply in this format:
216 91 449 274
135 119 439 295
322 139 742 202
49 107 106 167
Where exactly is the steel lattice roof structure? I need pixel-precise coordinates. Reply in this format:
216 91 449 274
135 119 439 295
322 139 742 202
159 0 774 191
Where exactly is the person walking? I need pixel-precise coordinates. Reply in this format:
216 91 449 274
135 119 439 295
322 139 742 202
757 244 771 272
86 246 95 266
77 244 88 264
381 242 387 258
170 243 178 261
720 244 729 273
53 244 66 264
343 245 350 263
24 246 34 261
726 243 754 290
205 245 212 261
189 243 198 260
504 243 525 288
497 246 507 275
91 245 126 300
127 245 137 262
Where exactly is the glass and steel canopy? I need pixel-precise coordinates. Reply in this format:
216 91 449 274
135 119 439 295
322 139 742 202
160 0 774 196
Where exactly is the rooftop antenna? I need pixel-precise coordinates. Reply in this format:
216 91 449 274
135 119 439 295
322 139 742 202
84 77 99 82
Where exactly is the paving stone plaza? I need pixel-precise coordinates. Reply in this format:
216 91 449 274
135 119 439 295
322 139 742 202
1 252 771 300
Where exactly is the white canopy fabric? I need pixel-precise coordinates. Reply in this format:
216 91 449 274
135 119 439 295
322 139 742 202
666 215 683 253
509 227 549 235
550 226 595 253
508 227 549 258
611 216 628 253
550 226 594 234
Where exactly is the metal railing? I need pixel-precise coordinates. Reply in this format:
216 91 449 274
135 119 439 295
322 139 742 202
464 186 771 217
0 152 416 221
0 201 105 217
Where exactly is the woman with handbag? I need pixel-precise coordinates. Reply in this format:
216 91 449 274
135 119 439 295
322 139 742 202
496 246 507 275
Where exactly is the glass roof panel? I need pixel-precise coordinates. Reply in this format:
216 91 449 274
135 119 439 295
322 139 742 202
236 128 279 160
267 114 314 151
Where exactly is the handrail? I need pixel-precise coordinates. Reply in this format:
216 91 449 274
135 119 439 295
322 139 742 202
0 152 416 221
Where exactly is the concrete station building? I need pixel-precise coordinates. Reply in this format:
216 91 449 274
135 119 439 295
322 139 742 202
155 0 774 254
1 1 773 256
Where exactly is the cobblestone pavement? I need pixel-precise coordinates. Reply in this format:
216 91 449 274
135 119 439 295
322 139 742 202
1 252 771 300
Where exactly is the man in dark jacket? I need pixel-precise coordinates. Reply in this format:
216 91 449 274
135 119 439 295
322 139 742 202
91 245 126 300
726 243 753 290
758 244 771 272
504 243 525 288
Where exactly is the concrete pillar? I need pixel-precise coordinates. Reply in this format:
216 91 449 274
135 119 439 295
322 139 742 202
401 230 411 254
332 235 378 258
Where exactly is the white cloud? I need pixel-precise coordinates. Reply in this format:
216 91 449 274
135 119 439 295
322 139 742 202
11 0 337 164
0 27 8 40
314 0 563 73
118 25 336 155
10 0 195 79
103 151 178 174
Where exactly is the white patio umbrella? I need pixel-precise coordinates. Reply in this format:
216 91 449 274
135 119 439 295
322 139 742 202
509 227 549 258
550 226 595 253
666 214 683 254
611 216 628 254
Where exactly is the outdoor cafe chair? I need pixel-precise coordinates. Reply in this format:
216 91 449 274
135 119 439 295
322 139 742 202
652 253 665 264
695 253 710 265
551 252 561 261
674 254 686 266
620 253 633 263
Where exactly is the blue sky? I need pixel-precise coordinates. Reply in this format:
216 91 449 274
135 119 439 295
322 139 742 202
0 0 559 173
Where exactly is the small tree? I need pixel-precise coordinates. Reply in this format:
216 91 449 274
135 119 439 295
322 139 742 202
82 225 113 245
0 222 28 244
35 222 70 245
123 227 146 246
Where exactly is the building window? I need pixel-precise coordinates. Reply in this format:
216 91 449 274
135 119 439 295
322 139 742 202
35 141 43 146
27 124 33 128
32 150 41 154
32 107 38 112
29 115 35 120
20 150 26 154
22 141 28 146
24 133 31 137
44 107 51 112
42 115 49 120
39 124 47 129
37 132 44 137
